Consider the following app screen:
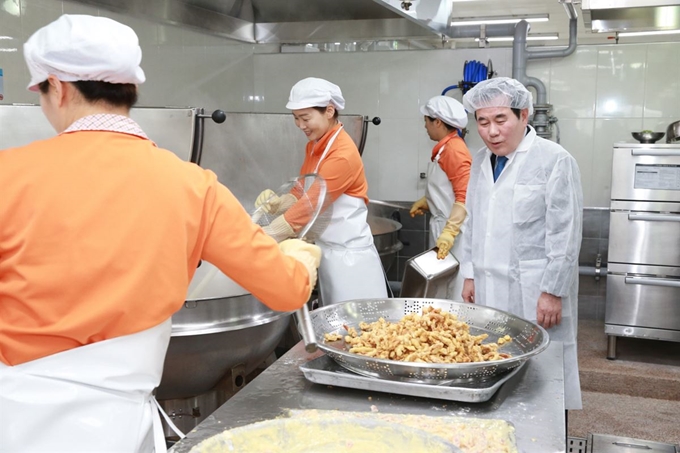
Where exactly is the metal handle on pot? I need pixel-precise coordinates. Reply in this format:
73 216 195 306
295 304 317 353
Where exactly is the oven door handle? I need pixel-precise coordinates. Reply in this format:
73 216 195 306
631 149 680 157
625 277 680 288
627 213 680 222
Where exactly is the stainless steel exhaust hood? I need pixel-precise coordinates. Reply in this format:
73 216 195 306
68 0 452 43
582 0 680 33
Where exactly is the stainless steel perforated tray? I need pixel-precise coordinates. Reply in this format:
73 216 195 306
300 354 526 403
311 298 550 385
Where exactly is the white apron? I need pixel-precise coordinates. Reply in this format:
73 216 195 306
0 319 176 453
314 126 388 306
462 127 582 410
425 144 465 302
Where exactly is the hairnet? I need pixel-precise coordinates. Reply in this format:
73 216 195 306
24 14 145 92
420 96 468 129
462 77 534 115
286 77 345 111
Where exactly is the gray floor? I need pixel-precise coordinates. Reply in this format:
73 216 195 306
569 320 680 446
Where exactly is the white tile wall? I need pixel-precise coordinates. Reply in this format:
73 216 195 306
3 1 680 208
595 45 647 119
592 118 643 205
643 43 680 118
549 46 598 119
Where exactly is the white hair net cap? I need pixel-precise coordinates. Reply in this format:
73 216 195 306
286 77 345 111
462 77 534 115
420 95 468 129
24 14 145 92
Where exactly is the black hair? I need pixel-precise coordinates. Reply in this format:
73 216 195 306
38 80 138 109
313 106 339 119
427 115 457 132
473 107 523 120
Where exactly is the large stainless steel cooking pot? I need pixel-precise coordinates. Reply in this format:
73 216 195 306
367 216 403 273
156 263 291 400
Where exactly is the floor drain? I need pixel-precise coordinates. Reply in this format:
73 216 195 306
567 437 587 453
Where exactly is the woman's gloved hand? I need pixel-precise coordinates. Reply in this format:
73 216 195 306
279 239 322 296
255 189 280 214
436 202 467 260
255 189 297 215
409 197 429 217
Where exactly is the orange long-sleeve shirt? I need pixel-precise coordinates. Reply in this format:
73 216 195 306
300 124 369 204
0 130 312 365
432 131 472 204
284 124 369 227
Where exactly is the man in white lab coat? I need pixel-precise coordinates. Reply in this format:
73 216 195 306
460 77 583 412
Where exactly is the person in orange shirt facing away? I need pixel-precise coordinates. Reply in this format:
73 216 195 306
410 95 472 301
255 78 388 306
0 14 321 453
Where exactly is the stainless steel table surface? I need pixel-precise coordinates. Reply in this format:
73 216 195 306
170 341 566 453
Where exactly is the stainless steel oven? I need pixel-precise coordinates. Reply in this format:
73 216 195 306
606 143 680 359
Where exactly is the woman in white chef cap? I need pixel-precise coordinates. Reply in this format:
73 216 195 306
410 96 472 300
0 14 322 452
255 77 388 306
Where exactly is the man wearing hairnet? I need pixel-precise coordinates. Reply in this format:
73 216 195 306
410 96 472 300
0 15 321 452
460 77 583 413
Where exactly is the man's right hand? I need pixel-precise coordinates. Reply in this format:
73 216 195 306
462 278 475 303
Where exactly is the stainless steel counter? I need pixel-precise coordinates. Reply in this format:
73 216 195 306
170 341 566 453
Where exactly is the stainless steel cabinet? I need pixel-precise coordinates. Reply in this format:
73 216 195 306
606 144 680 359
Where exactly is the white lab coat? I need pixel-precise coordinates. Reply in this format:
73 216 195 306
314 126 387 306
425 144 465 301
0 319 177 452
460 126 583 410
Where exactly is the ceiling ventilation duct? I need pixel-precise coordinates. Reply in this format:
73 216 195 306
581 0 680 33
64 0 456 43
369 0 454 37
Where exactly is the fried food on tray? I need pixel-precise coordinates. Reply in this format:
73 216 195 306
323 306 512 363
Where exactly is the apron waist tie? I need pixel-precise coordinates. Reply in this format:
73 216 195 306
152 396 185 451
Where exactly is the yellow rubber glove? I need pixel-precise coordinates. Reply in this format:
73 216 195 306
262 215 295 242
436 202 467 260
410 197 429 217
279 239 322 297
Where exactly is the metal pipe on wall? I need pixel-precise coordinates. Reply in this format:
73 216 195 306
512 20 548 105
448 23 517 39
527 18 578 61
511 17 578 139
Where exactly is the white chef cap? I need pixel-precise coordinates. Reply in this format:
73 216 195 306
286 77 345 111
24 14 145 92
462 77 534 115
420 95 468 129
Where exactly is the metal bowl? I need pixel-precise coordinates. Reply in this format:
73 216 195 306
666 120 680 143
632 131 665 144
311 298 549 385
